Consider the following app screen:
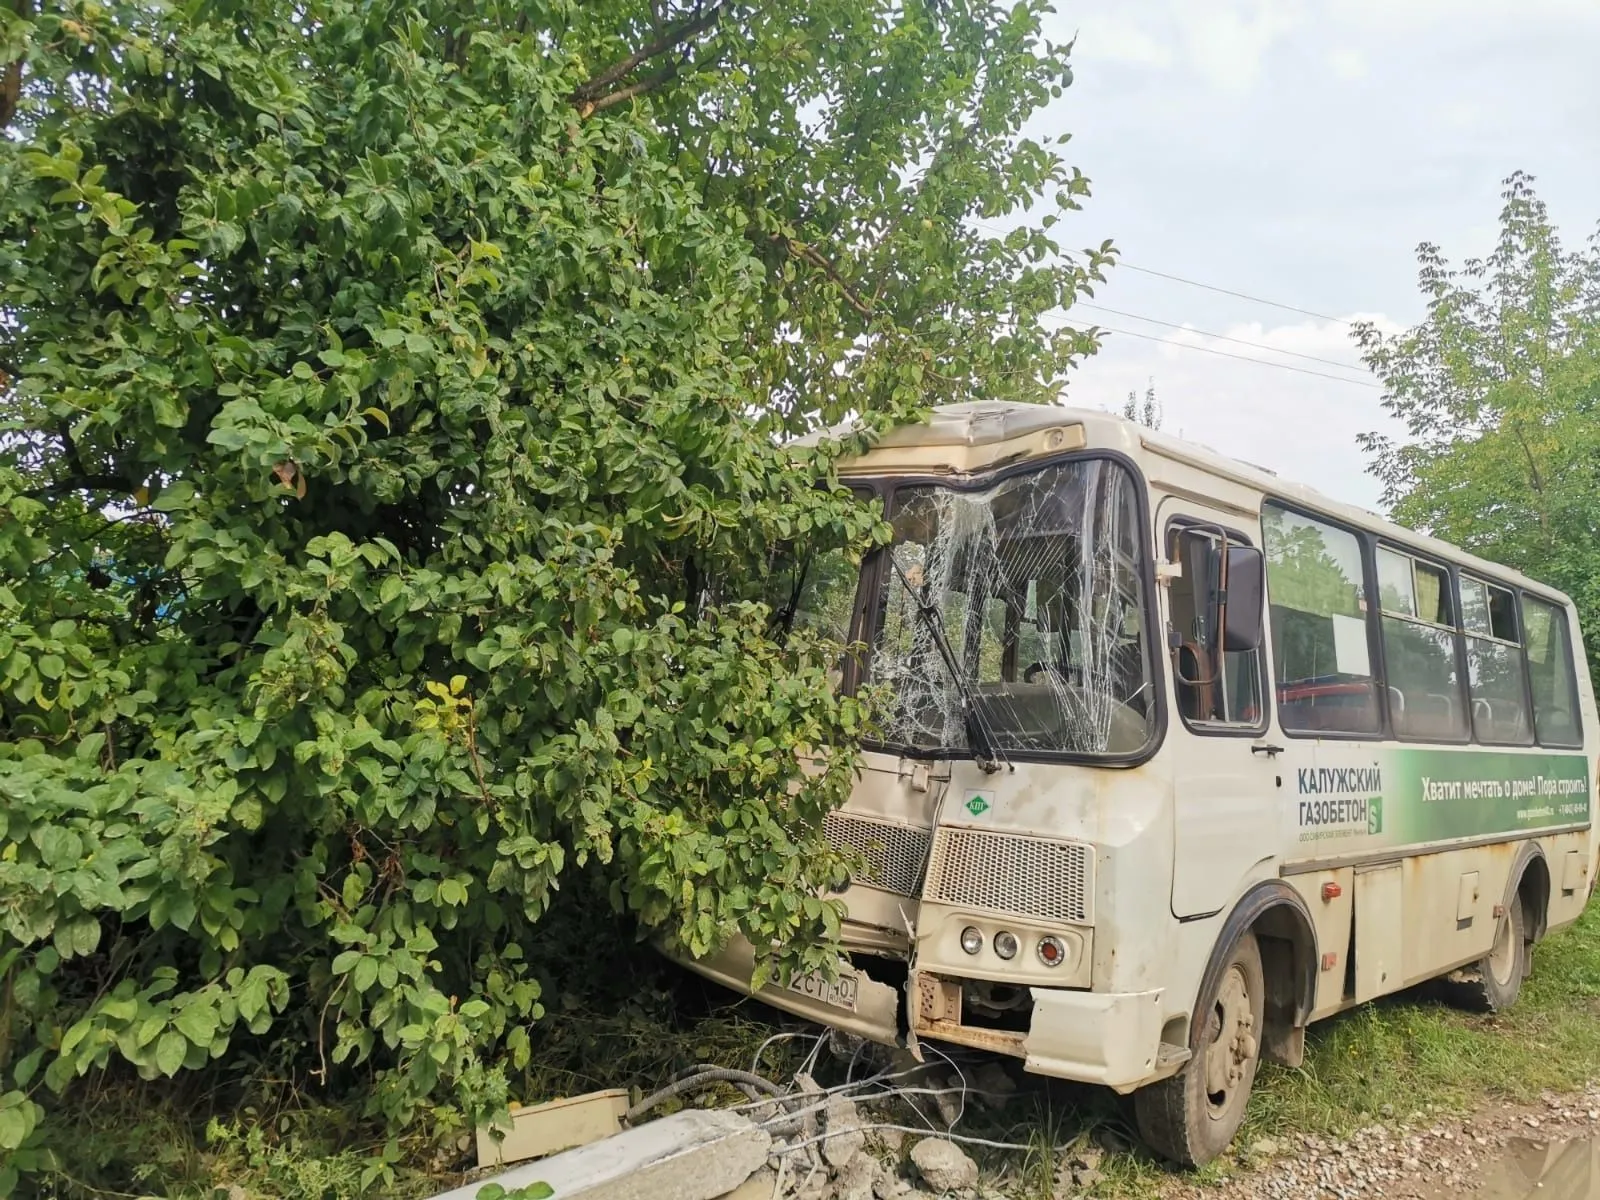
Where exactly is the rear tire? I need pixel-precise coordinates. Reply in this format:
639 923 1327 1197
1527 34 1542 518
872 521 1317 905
1467 894 1529 1012
1135 931 1264 1167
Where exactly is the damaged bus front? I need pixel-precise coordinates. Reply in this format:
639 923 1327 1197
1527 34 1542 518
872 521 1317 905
675 401 1600 1168
679 404 1169 1083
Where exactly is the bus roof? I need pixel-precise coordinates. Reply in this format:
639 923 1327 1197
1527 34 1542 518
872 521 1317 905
812 400 1572 605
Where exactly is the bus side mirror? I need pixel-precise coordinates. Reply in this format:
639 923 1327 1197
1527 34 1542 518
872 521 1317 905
1222 546 1265 653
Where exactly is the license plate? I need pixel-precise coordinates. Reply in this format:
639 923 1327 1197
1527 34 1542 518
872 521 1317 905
787 969 859 1012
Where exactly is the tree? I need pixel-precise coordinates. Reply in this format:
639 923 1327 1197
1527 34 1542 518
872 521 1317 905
1123 378 1162 429
1356 172 1600 672
0 0 1108 1187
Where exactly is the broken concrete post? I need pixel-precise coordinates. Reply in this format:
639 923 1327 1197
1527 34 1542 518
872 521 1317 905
429 1109 771 1200
714 1166 777 1200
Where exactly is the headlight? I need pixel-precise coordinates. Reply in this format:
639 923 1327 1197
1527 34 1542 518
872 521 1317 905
959 926 984 956
1037 935 1067 968
993 931 1019 960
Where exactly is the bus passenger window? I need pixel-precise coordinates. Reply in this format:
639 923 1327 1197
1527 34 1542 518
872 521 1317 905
1167 527 1263 726
1262 504 1380 735
1376 549 1467 741
1522 594 1583 747
1461 577 1532 745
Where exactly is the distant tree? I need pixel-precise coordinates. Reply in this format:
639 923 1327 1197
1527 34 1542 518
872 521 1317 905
1123 379 1163 429
1357 172 1600 671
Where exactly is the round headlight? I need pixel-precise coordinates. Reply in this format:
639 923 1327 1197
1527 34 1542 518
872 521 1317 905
1037 935 1067 968
959 926 984 956
993 931 1020 960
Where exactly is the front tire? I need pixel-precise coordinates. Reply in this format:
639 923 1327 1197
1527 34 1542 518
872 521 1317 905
1135 931 1265 1167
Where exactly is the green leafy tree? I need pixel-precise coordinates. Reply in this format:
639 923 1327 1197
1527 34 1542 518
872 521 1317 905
1356 172 1600 669
0 0 1108 1187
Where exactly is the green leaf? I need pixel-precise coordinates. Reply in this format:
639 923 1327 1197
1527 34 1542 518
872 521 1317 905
0 1104 31 1153
174 1003 219 1047
155 1031 188 1078
152 394 186 427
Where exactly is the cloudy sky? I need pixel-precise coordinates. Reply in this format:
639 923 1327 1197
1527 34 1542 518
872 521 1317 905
1017 0 1600 512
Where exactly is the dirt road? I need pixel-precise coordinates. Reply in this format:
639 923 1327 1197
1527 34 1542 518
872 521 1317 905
1160 1082 1600 1200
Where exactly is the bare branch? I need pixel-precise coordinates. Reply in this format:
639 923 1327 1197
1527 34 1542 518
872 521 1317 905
776 235 874 319
585 61 683 114
571 3 726 105
23 474 135 499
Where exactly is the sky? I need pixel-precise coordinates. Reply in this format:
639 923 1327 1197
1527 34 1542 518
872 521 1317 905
1015 0 1600 514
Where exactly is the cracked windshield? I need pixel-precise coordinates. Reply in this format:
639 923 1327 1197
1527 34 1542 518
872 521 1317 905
869 458 1153 756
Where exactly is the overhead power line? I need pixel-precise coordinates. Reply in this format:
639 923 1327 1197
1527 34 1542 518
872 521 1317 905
1072 302 1371 374
968 219 1354 327
1113 263 1353 327
1043 314 1380 388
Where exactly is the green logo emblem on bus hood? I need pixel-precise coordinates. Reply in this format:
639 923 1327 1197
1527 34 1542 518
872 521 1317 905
965 794 990 817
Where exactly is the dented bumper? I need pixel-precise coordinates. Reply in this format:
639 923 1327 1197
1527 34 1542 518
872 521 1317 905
910 970 1171 1093
668 933 901 1049
1022 986 1171 1092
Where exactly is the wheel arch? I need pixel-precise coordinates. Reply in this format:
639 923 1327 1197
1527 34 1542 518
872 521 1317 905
1508 840 1550 943
1190 880 1318 1068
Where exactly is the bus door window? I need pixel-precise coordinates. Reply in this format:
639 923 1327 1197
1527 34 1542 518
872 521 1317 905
1261 504 1381 735
1461 576 1533 745
1376 548 1468 741
1166 525 1264 727
1519 593 1582 747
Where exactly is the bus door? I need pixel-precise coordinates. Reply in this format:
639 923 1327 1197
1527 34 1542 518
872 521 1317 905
1158 502 1282 918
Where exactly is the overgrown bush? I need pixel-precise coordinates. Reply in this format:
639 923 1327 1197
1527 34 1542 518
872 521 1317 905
0 0 1105 1189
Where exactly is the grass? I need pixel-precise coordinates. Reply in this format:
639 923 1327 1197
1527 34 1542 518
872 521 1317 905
974 896 1600 1196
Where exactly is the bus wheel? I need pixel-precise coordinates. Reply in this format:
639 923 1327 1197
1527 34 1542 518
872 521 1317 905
1135 931 1264 1167
1473 894 1528 1011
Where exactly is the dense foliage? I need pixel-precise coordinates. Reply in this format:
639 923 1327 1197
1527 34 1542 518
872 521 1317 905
0 0 1108 1188
1357 173 1600 670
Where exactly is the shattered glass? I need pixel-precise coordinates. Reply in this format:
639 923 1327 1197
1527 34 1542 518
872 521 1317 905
869 459 1154 756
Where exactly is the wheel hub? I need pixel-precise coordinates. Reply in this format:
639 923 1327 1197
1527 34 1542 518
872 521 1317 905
1204 965 1255 1104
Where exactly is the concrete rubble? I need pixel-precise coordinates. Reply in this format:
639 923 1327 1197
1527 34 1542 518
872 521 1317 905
429 1108 770 1200
433 1054 1020 1200
909 1136 981 1192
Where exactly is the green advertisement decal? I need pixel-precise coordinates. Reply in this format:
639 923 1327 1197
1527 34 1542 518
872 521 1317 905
1293 750 1591 847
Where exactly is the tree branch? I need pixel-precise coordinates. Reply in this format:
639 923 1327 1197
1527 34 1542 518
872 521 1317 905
571 3 726 106
1 0 30 131
776 235 874 319
23 474 135 499
586 61 683 114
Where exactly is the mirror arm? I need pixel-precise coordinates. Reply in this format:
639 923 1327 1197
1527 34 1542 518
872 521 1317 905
1170 651 1222 688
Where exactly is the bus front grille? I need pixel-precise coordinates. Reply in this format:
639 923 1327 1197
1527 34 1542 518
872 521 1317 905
824 812 932 896
923 827 1093 924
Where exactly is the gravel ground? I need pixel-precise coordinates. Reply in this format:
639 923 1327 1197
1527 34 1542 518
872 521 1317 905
1161 1082 1600 1200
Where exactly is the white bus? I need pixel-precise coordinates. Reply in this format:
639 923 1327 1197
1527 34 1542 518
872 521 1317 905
677 402 1598 1165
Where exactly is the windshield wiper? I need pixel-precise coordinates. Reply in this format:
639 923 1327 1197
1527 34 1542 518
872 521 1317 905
887 554 1010 774
771 550 812 638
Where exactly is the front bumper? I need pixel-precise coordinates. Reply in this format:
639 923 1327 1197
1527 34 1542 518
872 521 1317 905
667 933 1174 1094
909 970 1168 1092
